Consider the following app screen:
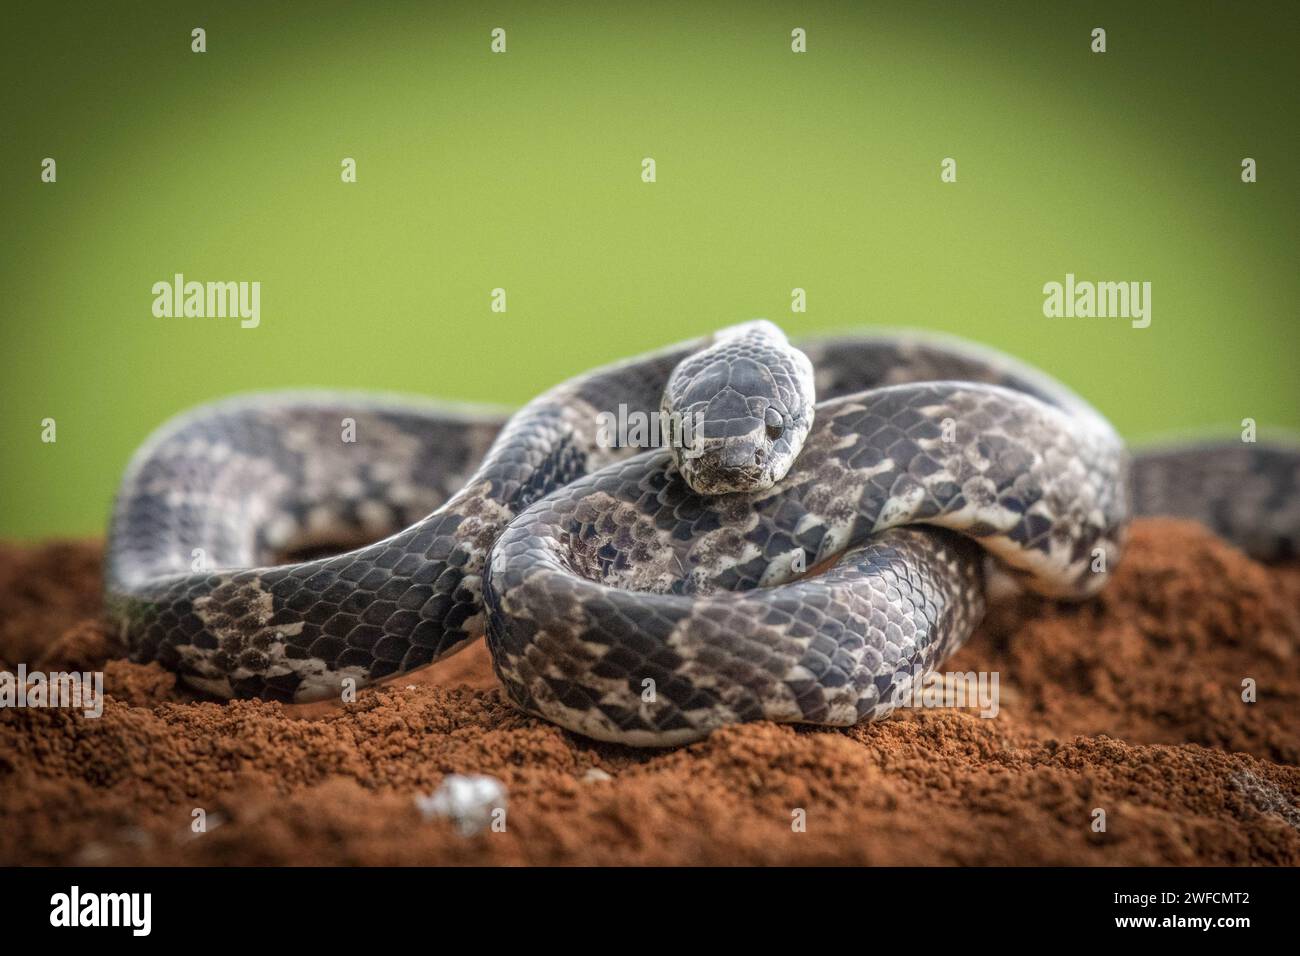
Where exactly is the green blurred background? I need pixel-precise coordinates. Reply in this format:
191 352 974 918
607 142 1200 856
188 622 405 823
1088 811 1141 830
2 1 1296 539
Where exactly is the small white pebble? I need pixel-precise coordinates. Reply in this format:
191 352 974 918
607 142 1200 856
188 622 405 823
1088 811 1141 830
415 774 507 836
582 768 613 782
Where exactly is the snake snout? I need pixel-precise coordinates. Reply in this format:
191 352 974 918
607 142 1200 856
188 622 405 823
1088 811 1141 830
680 438 777 495
721 440 761 472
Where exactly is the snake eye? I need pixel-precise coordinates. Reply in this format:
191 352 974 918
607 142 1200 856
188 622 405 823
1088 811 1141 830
764 407 785 441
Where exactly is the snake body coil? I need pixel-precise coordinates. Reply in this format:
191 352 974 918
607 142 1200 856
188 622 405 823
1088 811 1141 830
105 326 1298 744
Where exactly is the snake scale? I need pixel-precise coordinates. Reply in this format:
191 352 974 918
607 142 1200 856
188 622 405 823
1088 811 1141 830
105 324 1299 745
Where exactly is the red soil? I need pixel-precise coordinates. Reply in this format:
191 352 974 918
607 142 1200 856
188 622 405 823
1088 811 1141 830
1 519 1297 865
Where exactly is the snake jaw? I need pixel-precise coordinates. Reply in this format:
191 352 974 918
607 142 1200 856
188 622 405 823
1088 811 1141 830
676 405 816 495
678 433 773 495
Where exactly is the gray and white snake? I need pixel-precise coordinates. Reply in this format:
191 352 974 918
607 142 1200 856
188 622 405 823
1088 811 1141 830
105 324 1299 745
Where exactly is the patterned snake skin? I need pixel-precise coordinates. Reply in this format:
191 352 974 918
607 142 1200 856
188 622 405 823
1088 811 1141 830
105 327 1299 744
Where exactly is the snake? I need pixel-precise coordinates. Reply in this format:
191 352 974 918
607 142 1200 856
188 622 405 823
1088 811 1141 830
105 323 1299 745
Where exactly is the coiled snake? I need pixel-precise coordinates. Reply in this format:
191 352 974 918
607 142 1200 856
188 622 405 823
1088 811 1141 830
105 324 1299 745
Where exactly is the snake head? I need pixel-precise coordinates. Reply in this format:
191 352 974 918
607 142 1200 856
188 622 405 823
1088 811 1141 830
664 320 816 495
